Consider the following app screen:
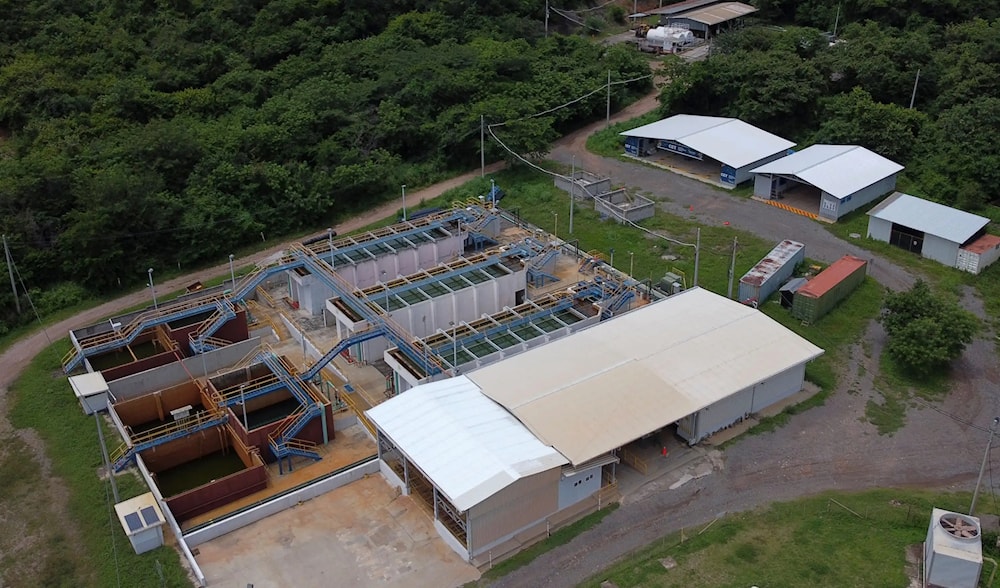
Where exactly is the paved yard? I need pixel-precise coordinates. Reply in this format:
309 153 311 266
195 475 479 588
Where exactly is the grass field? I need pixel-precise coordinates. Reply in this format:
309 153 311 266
3 342 190 587
580 489 1000 588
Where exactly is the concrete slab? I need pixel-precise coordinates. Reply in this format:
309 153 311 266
195 475 480 588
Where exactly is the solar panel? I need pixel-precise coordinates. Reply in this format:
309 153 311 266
140 506 159 526
124 512 143 532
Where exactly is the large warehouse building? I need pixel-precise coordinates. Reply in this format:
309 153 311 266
750 144 903 222
867 192 1000 274
368 287 823 564
621 115 794 189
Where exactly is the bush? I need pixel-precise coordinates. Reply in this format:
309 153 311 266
608 5 625 24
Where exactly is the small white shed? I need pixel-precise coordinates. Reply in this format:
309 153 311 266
867 192 995 273
113 492 166 555
68 372 110 415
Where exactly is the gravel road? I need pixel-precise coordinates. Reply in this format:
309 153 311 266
486 108 1000 588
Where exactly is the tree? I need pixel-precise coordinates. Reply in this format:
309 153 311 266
879 280 979 376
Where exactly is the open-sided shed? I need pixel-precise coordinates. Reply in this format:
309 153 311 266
621 115 794 189
751 145 903 222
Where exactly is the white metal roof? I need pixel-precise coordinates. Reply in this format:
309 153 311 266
867 192 990 244
620 115 795 169
366 376 568 511
468 288 823 465
68 371 109 399
750 144 903 200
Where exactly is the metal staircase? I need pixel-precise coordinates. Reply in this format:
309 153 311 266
527 245 560 288
258 351 323 470
189 298 237 353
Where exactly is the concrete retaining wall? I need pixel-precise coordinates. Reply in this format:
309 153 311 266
183 457 379 548
108 338 260 402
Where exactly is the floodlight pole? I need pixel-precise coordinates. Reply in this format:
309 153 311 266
970 416 1000 515
401 184 407 222
629 251 634 278
239 384 249 430
693 228 701 287
480 115 486 177
228 254 236 289
147 268 158 310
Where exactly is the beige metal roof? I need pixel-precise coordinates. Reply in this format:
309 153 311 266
467 288 823 465
672 2 757 25
113 492 164 536
68 371 109 399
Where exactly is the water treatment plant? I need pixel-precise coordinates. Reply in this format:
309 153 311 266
64 195 826 586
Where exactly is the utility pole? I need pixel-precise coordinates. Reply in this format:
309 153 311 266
569 157 575 235
545 0 549 37
727 236 738 299
606 71 612 128
693 228 701 287
480 115 485 177
3 235 20 314
909 69 921 109
96 414 119 503
971 417 1000 516
832 4 841 38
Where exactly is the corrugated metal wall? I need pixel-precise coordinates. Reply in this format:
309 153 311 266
792 264 866 323
467 468 560 556
921 233 960 267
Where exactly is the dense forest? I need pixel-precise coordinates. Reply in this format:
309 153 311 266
660 0 1000 214
2 0 999 336
0 0 651 334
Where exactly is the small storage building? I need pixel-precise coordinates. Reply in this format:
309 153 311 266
737 240 805 305
778 277 809 308
792 255 868 323
621 115 794 189
69 371 110 414
751 145 903 222
867 192 999 274
957 235 1000 275
113 492 166 555
661 1 758 39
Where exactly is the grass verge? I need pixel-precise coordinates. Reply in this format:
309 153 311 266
5 340 190 587
580 489 996 588
470 503 620 585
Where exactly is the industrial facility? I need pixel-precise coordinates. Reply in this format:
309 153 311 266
63 192 828 583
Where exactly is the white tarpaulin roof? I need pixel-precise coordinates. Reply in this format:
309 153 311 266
366 376 567 511
468 288 823 466
868 192 990 244
750 144 903 200
621 115 794 169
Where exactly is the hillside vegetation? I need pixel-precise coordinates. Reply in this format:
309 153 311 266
660 0 1000 215
0 0 650 334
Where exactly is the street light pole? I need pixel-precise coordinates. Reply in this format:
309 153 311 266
629 251 634 278
239 384 249 430
569 157 575 235
228 254 236 290
609 248 615 268
327 227 334 262
971 416 1000 515
450 321 458 375
401 185 407 221
553 212 558 240
147 268 158 310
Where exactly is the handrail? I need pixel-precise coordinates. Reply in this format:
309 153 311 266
340 390 376 437
214 373 281 404
126 409 225 448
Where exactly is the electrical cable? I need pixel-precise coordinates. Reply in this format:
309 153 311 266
10 250 52 345
104 470 123 588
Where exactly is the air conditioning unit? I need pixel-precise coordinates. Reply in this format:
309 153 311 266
924 508 982 588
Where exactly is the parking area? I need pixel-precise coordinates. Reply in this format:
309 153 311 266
195 475 480 588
